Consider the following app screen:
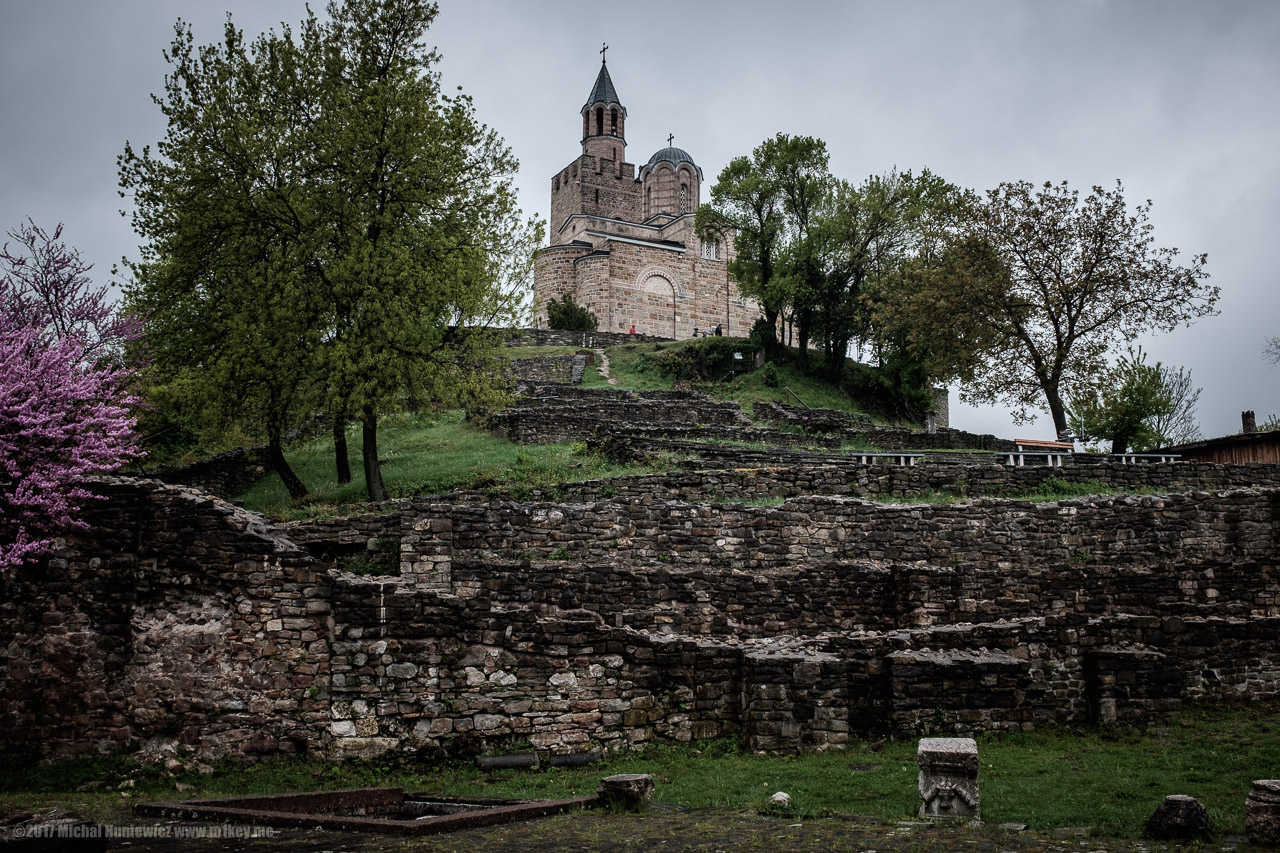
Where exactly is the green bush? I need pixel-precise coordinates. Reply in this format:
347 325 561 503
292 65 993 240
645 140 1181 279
546 292 598 332
636 337 758 381
748 316 775 348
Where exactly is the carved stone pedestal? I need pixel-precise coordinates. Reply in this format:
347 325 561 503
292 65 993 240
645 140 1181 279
1145 794 1210 840
917 737 980 820
1247 780 1280 844
598 773 654 811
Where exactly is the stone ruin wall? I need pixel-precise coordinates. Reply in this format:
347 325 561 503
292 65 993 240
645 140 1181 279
2 476 1279 764
447 460 1280 505
490 393 751 445
507 354 588 387
496 395 1004 451
509 328 670 348
0 480 329 762
140 446 271 499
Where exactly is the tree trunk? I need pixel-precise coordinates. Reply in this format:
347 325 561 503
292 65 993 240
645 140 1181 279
267 438 308 500
796 309 812 367
826 336 849 381
1045 386 1070 440
362 405 389 502
333 416 351 485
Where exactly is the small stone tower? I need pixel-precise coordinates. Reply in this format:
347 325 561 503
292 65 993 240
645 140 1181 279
581 59 626 163
549 57 640 229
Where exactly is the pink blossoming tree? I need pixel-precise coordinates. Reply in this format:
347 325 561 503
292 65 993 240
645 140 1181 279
0 220 142 569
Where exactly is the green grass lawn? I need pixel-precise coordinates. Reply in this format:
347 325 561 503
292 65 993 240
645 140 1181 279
602 340 882 420
236 411 653 518
2 702 1276 838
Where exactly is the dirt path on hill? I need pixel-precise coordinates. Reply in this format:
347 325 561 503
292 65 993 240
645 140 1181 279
594 348 618 385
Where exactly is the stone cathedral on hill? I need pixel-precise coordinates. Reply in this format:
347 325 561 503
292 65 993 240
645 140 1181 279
533 55 761 339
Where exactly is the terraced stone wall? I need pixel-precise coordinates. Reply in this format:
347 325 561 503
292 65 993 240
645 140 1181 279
400 490 1278 575
143 446 271 498
843 427 1015 452
0 479 327 761
490 395 750 444
508 354 588 386
510 329 669 348
3 478 1280 764
457 461 1280 504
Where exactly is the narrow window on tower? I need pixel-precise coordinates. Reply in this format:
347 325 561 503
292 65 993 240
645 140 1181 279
679 184 688 214
596 107 604 135
610 108 618 135
595 188 599 205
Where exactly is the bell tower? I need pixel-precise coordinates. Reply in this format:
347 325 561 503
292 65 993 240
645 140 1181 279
549 48 640 233
581 44 626 163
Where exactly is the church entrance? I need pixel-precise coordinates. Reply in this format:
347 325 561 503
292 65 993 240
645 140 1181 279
640 273 677 338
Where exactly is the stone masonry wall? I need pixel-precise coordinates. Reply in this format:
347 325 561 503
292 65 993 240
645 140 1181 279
3 477 1280 763
510 328 671 348
143 446 272 499
490 389 751 444
0 479 329 761
465 460 1280 505
399 490 1278 592
508 354 587 386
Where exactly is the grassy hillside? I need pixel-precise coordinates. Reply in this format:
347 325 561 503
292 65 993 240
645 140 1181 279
604 340 883 418
235 338 907 517
236 411 664 518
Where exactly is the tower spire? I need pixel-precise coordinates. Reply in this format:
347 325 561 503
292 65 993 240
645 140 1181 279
581 53 626 158
583 57 622 111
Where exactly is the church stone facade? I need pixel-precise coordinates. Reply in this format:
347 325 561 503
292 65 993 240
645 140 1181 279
533 58 761 339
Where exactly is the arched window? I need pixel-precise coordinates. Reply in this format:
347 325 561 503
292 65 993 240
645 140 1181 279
596 107 603 135
610 108 618 134
646 185 651 215
679 183 688 214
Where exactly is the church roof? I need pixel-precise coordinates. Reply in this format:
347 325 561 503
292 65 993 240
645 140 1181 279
583 61 622 110
645 146 698 170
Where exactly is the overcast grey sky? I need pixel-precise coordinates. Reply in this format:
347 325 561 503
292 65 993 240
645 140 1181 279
2 0 1277 440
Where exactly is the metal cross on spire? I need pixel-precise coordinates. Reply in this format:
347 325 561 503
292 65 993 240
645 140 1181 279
600 42 608 62
667 133 675 147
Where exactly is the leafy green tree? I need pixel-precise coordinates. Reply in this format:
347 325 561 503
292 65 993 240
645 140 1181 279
121 0 539 502
816 169 956 380
872 180 1215 437
545 292 598 332
698 136 956 386
1068 349 1173 453
695 134 829 350
1147 362 1201 446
